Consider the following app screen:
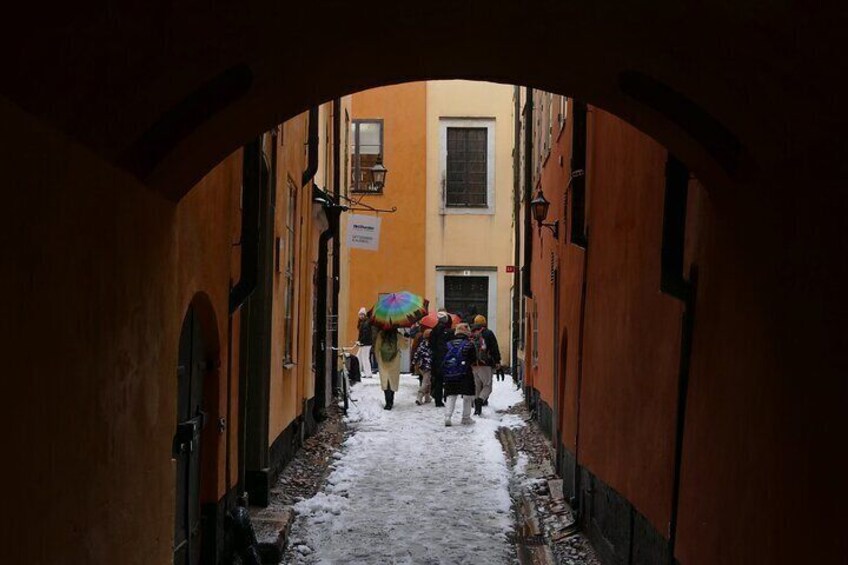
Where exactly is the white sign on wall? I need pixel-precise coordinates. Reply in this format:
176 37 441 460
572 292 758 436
346 214 382 251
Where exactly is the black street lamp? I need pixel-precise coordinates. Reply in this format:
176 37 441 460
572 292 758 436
370 155 387 190
530 188 559 238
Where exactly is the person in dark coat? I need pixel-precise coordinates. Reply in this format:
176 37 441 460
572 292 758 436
428 311 454 408
471 314 501 415
442 323 477 426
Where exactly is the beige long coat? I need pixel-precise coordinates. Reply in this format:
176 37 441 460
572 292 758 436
375 332 403 391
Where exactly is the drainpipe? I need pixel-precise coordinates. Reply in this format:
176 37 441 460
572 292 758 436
302 107 319 187
512 86 522 374
572 237 589 513
571 102 589 515
331 98 342 393
314 223 333 422
230 139 262 313
522 87 534 299
313 187 342 422
229 138 261 500
661 155 696 564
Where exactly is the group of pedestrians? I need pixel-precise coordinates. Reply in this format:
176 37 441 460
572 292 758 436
357 307 502 426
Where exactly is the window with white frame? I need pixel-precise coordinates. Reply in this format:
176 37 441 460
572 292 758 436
344 110 351 196
546 92 553 156
350 119 384 193
283 175 299 365
558 95 568 136
440 118 496 213
532 302 539 367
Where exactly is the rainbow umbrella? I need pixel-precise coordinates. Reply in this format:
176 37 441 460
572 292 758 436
369 291 429 330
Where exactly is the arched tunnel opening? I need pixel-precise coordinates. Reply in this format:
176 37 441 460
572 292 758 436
1 3 846 564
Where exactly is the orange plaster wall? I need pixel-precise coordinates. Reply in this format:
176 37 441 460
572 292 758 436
269 113 310 445
577 108 683 533
345 83 428 344
1 98 181 564
176 151 243 503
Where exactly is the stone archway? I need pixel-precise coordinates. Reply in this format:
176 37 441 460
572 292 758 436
2 2 845 201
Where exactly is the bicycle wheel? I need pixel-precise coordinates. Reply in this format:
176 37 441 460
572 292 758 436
338 365 348 413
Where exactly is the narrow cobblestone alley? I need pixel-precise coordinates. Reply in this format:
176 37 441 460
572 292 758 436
280 375 525 564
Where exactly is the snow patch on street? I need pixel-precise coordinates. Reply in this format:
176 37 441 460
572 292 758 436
287 374 525 564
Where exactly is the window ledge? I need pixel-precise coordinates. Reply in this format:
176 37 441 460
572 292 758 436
441 205 495 216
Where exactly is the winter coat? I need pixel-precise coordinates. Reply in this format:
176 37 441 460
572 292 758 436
412 339 432 372
358 318 374 346
375 331 401 392
428 318 454 377
442 335 476 397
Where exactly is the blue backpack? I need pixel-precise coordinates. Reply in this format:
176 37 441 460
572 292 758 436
442 338 468 382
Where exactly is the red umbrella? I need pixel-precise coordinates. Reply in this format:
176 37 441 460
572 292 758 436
419 311 461 329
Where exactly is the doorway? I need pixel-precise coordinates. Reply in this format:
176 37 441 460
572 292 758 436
444 275 489 322
173 305 208 565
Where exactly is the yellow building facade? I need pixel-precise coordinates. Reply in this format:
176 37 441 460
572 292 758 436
342 81 514 365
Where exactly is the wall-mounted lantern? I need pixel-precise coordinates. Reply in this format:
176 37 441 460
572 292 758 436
531 188 559 239
370 156 387 190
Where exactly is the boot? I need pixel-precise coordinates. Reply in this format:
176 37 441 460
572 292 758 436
474 398 483 416
387 389 395 409
384 389 393 410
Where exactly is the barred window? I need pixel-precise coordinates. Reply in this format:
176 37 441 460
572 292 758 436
445 127 488 207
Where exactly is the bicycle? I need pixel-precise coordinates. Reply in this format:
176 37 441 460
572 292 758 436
332 345 357 414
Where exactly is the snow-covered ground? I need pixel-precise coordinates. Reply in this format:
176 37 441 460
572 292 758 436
286 373 525 564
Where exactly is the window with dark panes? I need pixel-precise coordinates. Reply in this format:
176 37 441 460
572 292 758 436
446 127 488 207
444 276 489 321
351 119 384 193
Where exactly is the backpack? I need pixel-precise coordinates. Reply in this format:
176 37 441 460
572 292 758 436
474 332 492 365
441 338 468 382
379 331 398 362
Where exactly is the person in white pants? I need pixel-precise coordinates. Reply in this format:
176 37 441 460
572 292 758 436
444 393 474 426
443 323 477 426
355 307 374 378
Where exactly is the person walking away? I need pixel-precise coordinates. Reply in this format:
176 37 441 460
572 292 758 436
471 315 501 416
412 329 433 405
428 311 454 408
356 307 374 378
375 328 402 410
442 323 477 426
407 323 423 386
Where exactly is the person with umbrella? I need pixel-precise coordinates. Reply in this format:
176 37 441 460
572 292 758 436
369 291 429 410
374 327 402 410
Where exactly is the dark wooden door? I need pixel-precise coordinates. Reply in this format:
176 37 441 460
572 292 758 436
444 275 489 322
173 306 206 565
